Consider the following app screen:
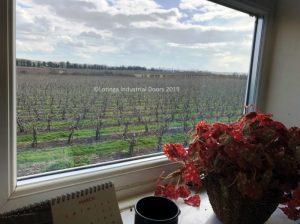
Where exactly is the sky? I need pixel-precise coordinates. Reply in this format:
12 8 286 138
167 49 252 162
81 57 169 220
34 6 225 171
16 0 255 72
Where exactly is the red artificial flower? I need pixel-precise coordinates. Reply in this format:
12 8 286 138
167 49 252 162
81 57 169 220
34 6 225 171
280 186 300 220
211 123 229 138
196 121 210 136
176 185 191 198
155 184 166 197
163 143 187 161
183 162 200 185
156 111 300 221
164 185 179 200
188 140 202 157
245 111 272 122
184 195 201 207
230 129 244 142
280 207 300 220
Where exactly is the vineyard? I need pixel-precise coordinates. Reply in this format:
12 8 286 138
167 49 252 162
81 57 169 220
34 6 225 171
17 68 247 177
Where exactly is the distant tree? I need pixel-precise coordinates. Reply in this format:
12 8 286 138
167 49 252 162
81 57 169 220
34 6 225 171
156 122 168 152
26 60 32 67
67 127 75 145
123 121 129 139
17 114 25 133
46 114 52 131
31 123 38 148
33 107 40 121
95 117 103 141
61 107 66 120
67 114 80 145
126 133 136 156
142 118 149 134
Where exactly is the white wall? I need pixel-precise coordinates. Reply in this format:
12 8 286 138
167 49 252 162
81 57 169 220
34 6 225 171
263 0 300 127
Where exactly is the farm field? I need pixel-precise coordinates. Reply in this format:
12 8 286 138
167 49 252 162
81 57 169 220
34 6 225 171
17 68 247 177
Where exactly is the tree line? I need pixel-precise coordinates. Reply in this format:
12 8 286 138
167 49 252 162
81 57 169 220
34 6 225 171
15 58 164 71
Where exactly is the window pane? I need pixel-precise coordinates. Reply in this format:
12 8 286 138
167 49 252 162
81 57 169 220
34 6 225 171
16 0 255 177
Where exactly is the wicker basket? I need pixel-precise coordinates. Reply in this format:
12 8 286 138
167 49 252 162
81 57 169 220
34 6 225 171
206 174 283 224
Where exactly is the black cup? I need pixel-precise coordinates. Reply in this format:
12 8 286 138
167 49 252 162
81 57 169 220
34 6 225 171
134 196 180 224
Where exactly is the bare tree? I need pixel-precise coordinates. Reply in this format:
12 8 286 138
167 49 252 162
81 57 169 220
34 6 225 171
126 133 136 156
75 113 81 128
17 114 25 133
31 123 38 148
67 114 81 144
46 114 52 131
95 116 103 141
155 105 159 123
61 107 66 120
50 96 55 115
133 107 142 124
123 120 129 139
156 122 168 152
33 107 41 121
82 106 88 120
67 127 75 145
142 118 150 134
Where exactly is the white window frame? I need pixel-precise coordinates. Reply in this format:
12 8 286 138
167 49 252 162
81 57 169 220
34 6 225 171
0 0 275 213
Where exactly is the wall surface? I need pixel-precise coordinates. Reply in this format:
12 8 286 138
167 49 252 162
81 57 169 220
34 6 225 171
263 0 300 127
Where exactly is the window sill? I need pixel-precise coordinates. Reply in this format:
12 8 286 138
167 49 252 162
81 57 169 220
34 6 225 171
119 191 296 224
1 155 178 213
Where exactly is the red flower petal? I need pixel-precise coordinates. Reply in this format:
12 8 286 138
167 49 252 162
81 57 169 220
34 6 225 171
155 184 166 197
184 195 201 207
164 185 179 200
196 121 210 136
183 163 200 185
176 185 191 198
280 207 300 220
163 144 187 161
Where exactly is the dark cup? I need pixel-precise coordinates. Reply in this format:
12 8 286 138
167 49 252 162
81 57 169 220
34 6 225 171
134 196 180 224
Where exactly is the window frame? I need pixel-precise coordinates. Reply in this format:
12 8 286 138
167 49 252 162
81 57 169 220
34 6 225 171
0 0 274 212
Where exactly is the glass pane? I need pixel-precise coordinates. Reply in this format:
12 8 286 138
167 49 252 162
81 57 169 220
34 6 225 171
16 0 255 177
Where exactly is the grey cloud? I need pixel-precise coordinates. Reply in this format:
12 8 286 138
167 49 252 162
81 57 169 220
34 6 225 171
113 26 250 45
33 0 180 29
32 0 250 45
34 0 96 11
16 16 54 41
122 37 162 55
78 31 106 39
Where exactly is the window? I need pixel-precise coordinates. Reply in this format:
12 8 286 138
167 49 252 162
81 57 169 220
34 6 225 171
16 0 255 178
0 0 273 213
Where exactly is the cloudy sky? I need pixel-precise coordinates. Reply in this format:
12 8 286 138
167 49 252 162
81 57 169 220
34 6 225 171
16 0 255 72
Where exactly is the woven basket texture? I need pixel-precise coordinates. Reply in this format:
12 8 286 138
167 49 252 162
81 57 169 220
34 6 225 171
206 174 283 224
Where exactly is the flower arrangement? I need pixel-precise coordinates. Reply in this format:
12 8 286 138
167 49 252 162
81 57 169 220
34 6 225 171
155 111 300 221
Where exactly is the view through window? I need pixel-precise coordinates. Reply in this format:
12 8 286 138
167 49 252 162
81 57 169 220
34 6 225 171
16 0 256 177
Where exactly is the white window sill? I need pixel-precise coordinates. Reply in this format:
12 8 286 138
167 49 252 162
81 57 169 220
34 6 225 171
1 155 179 213
119 191 295 224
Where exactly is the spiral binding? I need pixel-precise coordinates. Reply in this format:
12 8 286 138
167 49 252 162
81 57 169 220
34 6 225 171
51 181 112 206
0 181 113 224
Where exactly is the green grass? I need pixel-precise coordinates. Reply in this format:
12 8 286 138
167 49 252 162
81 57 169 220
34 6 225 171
17 139 129 164
17 133 186 166
17 109 241 133
17 121 189 144
43 160 75 172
